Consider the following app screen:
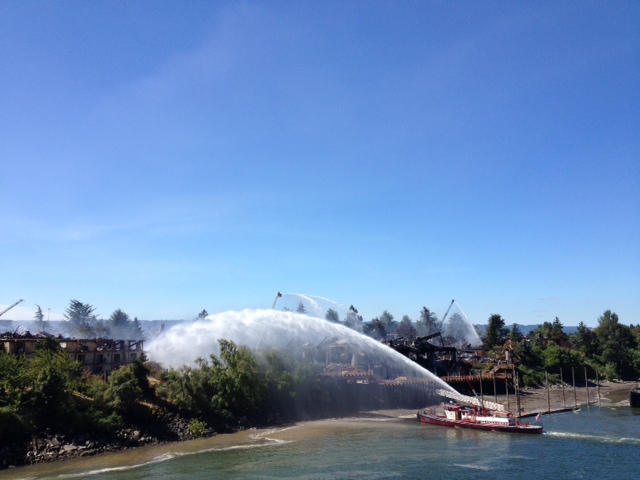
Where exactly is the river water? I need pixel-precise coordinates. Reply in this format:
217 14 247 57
2 406 638 480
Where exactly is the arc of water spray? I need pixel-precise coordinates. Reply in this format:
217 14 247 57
449 300 482 345
272 292 349 319
147 309 456 394
294 293 321 314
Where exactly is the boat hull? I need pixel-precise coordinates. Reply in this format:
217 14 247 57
417 412 543 434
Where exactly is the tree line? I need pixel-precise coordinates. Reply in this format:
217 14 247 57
32 299 640 385
29 300 145 340
0 337 352 447
483 310 640 385
317 303 640 383
3 299 639 451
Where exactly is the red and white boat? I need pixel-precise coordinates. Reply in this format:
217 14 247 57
417 389 543 434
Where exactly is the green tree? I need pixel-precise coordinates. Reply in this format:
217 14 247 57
325 308 340 323
396 315 416 340
594 310 637 379
260 349 296 419
571 321 598 356
103 366 143 414
296 301 306 314
159 361 216 418
379 311 397 334
444 313 468 344
209 340 267 421
131 317 145 340
364 318 386 340
485 314 507 350
108 308 130 338
509 323 524 343
344 306 363 331
551 317 569 346
197 309 209 320
532 321 554 347
33 304 45 332
64 300 98 337
0 352 27 409
416 307 440 336
131 353 153 398
542 343 581 372
22 338 83 428
631 324 640 345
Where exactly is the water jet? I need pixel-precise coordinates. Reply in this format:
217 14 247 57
147 309 455 410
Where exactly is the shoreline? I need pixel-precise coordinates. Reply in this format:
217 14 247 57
1 381 634 471
364 380 635 421
495 379 633 416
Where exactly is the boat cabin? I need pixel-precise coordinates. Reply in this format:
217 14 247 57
443 403 515 426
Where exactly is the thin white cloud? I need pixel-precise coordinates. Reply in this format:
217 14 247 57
97 4 269 116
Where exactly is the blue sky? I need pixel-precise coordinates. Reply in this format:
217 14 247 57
1 1 638 327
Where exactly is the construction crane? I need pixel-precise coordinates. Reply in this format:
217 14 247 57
0 299 24 318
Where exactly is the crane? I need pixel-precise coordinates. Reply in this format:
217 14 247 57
0 299 24 318
272 292 282 309
441 299 455 324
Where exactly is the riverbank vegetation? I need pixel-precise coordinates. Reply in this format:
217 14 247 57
357 307 640 385
0 335 356 468
2 305 639 468
484 309 640 386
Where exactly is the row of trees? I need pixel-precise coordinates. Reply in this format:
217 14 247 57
53 298 640 384
320 304 443 340
483 310 640 383
0 337 343 446
157 340 333 427
317 303 640 382
63 300 145 340
301 302 640 382
0 337 152 444
3 300 639 452
31 300 145 340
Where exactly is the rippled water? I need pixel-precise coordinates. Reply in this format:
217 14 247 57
2 407 639 480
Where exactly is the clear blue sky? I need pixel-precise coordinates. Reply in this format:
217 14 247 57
1 1 638 327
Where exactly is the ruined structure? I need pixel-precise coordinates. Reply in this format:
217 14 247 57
1 331 144 378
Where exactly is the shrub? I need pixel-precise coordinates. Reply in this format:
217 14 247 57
0 407 28 445
187 419 208 437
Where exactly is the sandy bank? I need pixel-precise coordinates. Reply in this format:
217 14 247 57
497 380 633 415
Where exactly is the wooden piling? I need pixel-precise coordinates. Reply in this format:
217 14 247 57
572 367 577 408
493 373 497 403
546 371 551 413
505 376 510 411
515 369 521 417
585 366 590 406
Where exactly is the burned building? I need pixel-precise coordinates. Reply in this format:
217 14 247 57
1 331 144 378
